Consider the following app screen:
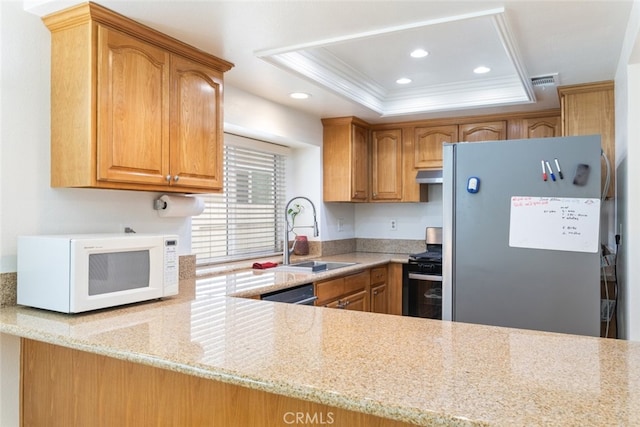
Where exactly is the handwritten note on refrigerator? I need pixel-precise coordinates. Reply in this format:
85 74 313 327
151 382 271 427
509 196 601 253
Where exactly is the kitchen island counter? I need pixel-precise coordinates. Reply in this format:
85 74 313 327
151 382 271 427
1 253 640 426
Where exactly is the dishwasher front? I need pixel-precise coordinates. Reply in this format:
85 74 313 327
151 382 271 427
261 283 317 305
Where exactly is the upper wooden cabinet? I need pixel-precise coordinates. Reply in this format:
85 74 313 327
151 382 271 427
96 26 170 187
414 125 459 169
558 81 615 199
322 117 370 202
508 116 560 140
321 92 617 202
459 121 507 142
169 55 225 189
371 129 403 201
44 2 233 193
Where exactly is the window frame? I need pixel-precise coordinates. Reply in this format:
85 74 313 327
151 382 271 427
191 133 290 266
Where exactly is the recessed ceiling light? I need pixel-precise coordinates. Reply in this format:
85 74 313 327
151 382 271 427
396 77 412 85
289 92 311 99
474 66 491 74
410 49 429 58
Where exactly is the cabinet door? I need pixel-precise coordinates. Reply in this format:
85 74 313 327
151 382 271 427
371 129 402 201
169 55 224 190
351 124 370 201
342 290 368 312
525 116 559 139
97 26 170 185
459 121 506 142
414 125 458 169
559 82 615 199
370 283 388 314
322 119 369 202
508 116 560 139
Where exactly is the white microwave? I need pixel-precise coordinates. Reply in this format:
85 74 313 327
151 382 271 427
17 233 179 313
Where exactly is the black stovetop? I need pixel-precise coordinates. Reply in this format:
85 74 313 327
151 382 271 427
407 244 442 275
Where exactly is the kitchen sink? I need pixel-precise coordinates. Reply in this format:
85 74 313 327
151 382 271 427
276 261 357 273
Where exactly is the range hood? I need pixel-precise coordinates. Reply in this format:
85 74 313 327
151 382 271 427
416 169 443 184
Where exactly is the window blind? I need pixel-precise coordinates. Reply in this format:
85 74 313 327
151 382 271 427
192 134 287 265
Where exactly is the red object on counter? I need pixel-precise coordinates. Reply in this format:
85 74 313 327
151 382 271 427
252 262 279 269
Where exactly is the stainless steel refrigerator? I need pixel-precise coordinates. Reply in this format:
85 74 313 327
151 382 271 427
442 135 602 336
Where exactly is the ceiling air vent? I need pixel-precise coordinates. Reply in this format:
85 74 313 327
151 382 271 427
531 74 559 87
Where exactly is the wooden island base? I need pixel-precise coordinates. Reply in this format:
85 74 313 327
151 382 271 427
21 339 413 427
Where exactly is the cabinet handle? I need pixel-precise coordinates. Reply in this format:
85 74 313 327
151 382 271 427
173 175 180 182
165 175 171 182
373 290 378 295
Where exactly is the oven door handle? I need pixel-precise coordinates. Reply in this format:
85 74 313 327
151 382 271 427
408 273 443 282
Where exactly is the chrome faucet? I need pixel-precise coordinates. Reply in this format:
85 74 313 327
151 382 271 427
283 196 319 265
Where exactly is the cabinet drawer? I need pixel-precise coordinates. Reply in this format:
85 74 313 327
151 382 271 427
343 270 370 295
371 266 387 285
315 277 345 305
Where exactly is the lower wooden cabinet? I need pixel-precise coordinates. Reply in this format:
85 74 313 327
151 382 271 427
315 269 370 312
326 289 368 311
22 339 413 427
370 283 388 314
370 266 388 314
387 263 403 315
315 266 391 314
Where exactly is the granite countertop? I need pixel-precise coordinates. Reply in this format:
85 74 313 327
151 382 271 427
1 253 640 426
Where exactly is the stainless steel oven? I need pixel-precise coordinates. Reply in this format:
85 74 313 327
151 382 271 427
403 227 443 320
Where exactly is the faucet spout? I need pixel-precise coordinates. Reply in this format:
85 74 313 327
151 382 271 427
283 196 319 265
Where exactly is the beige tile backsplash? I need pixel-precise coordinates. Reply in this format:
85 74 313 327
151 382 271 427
0 273 17 308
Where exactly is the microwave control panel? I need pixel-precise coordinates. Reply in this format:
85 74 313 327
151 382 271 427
163 238 179 295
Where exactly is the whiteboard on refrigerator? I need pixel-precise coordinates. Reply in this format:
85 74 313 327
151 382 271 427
509 196 601 253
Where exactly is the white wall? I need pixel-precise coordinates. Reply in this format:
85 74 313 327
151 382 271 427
619 63 640 341
354 185 443 239
615 0 640 340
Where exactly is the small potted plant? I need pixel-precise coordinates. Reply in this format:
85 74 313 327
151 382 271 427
288 203 309 255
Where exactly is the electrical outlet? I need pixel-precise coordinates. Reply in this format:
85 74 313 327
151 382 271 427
390 219 397 231
337 218 344 232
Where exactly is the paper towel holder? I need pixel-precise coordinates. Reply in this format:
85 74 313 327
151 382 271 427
153 198 168 210
153 194 205 217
